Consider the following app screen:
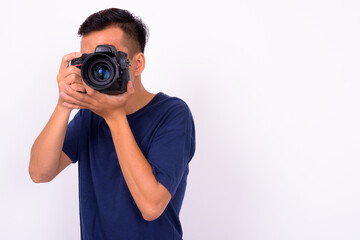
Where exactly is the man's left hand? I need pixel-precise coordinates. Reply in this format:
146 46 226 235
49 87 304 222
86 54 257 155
59 80 135 121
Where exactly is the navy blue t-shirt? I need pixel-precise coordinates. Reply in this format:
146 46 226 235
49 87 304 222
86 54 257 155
62 92 195 240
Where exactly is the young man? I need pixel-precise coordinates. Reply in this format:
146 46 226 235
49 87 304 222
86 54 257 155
29 8 195 240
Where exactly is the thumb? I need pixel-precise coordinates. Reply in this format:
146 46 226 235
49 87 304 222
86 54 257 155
127 80 135 95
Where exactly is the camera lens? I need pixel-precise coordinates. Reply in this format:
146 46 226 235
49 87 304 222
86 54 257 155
94 66 110 81
80 52 124 92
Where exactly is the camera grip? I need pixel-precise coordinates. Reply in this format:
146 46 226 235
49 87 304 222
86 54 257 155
70 54 88 68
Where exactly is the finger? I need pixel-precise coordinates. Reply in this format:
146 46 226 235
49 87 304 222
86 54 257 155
70 83 86 93
82 80 102 98
127 80 135 95
60 91 89 109
64 73 82 85
120 80 135 98
62 101 87 110
58 66 81 84
60 52 82 70
63 66 81 77
57 67 81 86
64 84 94 106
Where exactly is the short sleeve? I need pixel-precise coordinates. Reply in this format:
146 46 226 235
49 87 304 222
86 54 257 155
147 102 196 196
62 110 86 163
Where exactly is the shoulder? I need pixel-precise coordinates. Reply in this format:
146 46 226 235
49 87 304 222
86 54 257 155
129 92 193 122
152 93 195 132
154 93 192 117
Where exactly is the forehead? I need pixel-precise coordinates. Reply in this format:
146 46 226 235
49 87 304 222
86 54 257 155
80 26 128 54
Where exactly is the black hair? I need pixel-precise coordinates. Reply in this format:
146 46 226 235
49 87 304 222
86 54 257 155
78 8 149 57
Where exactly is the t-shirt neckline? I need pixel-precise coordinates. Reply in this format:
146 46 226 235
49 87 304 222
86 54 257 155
126 92 164 120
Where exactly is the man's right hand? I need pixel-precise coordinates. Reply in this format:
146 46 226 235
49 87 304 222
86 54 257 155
56 52 86 109
29 52 84 183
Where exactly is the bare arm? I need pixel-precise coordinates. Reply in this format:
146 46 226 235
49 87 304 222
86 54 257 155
60 81 171 221
58 51 171 221
107 112 172 221
29 104 72 183
29 52 84 183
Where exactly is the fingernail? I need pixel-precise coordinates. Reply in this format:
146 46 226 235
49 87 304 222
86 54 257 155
75 52 82 57
65 85 70 91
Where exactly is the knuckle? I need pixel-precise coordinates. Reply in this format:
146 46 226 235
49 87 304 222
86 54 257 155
87 89 94 96
69 66 78 73
64 77 71 85
69 74 76 82
62 53 76 65
62 55 69 64
73 84 82 92
75 74 83 81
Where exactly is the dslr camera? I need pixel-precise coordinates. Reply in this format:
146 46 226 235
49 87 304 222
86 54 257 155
71 45 131 94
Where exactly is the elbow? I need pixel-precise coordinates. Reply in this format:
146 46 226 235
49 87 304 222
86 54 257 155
30 177 42 184
28 154 54 183
29 172 52 183
29 174 51 183
141 203 165 222
139 185 172 221
28 165 53 183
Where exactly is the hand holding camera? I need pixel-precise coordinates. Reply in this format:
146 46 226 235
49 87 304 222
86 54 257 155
59 45 134 119
56 52 86 109
70 45 131 94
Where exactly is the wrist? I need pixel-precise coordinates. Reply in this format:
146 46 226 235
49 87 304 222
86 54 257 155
105 109 127 127
56 100 72 116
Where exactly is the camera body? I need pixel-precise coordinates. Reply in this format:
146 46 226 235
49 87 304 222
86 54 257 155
71 45 131 94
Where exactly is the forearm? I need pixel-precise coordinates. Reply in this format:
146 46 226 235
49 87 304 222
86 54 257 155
106 112 171 221
29 103 71 182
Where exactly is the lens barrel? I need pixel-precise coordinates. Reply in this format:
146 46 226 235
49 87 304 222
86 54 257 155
81 53 119 92
70 44 130 94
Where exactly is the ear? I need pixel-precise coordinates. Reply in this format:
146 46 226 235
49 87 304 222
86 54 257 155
131 52 145 77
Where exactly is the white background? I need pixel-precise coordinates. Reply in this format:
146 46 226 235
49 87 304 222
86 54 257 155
1 0 360 239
